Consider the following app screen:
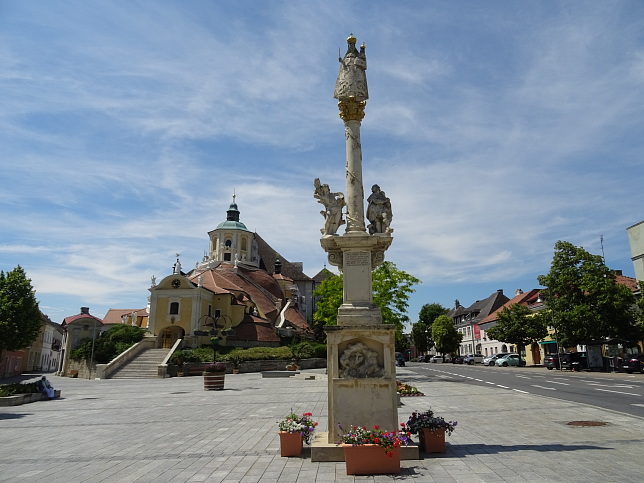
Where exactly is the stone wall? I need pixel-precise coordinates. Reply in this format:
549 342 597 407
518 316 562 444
65 360 97 379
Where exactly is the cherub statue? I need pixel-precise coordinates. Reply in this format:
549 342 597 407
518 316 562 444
314 178 345 236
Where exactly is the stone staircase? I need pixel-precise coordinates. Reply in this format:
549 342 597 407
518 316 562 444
110 348 171 379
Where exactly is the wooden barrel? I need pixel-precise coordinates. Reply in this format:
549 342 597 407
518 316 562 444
203 373 225 391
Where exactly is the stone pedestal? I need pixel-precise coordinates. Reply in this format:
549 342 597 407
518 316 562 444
325 325 398 443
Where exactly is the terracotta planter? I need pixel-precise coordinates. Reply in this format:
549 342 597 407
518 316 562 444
419 427 446 453
279 431 303 457
203 372 225 391
342 444 401 475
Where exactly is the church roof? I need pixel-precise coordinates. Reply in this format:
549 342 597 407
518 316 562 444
215 220 249 230
62 308 103 326
254 232 312 281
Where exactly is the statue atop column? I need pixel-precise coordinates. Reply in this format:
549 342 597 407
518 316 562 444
366 184 393 234
314 178 345 236
334 34 368 102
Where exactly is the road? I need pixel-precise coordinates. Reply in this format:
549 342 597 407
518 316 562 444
406 362 644 418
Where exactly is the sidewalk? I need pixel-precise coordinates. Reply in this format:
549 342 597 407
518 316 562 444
1 368 642 482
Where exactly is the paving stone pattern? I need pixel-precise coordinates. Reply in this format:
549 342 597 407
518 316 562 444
1 368 642 482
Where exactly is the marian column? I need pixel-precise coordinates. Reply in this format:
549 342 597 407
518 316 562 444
312 36 410 460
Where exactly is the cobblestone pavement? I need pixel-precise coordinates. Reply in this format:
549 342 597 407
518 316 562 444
1 367 642 482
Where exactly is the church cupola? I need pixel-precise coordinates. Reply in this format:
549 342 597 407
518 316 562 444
207 194 259 267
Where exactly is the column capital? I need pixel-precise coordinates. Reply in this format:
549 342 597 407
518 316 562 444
338 97 366 122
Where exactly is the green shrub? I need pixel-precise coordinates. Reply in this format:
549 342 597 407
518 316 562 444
70 325 146 364
169 344 327 365
0 382 37 397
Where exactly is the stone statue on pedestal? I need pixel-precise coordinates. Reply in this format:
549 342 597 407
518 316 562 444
334 34 368 102
314 178 345 236
366 184 393 234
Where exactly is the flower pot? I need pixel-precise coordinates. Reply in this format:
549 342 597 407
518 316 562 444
232 368 240 374
419 428 446 453
342 444 401 475
203 372 225 391
279 431 303 457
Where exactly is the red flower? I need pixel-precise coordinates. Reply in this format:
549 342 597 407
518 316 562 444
373 425 379 430
374 437 380 444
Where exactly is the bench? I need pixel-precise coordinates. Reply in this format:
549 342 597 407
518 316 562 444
261 371 300 378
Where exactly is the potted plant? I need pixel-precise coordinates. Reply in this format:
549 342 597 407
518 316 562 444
229 354 244 374
277 411 318 456
404 409 457 453
203 362 227 391
338 424 410 475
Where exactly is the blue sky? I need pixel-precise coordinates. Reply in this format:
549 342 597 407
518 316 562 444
1 1 643 327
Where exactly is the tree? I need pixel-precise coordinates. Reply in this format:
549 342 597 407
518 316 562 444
412 303 448 354
313 261 420 338
410 321 432 353
431 314 462 357
0 266 42 363
537 240 639 347
485 304 548 365
418 303 449 325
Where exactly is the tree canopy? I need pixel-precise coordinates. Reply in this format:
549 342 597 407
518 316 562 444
411 303 448 353
485 304 548 361
0 266 42 362
431 314 462 356
312 261 420 339
70 324 146 364
537 240 639 347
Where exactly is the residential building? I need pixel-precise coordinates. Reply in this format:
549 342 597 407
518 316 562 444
448 289 510 355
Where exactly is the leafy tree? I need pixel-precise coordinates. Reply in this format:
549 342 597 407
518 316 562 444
313 261 420 340
410 321 432 353
0 266 42 363
485 304 548 365
372 261 421 330
412 303 448 353
418 303 449 325
537 241 639 347
431 314 462 357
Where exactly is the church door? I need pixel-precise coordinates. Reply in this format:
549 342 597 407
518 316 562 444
160 326 185 348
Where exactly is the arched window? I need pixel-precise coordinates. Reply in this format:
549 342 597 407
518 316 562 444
225 239 232 248
170 302 179 315
241 237 247 251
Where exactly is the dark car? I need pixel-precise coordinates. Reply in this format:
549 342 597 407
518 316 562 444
544 354 561 370
395 352 405 367
560 352 587 371
622 354 644 374
419 355 433 363
452 355 464 364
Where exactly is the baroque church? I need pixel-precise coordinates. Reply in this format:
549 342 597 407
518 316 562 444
146 197 317 349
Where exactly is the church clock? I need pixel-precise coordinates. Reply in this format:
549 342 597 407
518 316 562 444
171 279 181 288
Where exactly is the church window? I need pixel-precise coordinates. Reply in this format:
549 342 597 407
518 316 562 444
224 253 231 261
214 309 222 319
225 239 232 248
170 302 179 315
241 237 247 251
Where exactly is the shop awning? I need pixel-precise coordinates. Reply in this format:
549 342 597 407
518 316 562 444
538 340 557 345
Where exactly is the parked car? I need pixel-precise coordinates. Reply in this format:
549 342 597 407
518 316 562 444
430 355 446 363
495 353 526 367
622 354 644 374
543 354 561 370
560 352 587 371
418 355 433 363
452 355 465 364
463 353 484 365
483 353 510 366
395 352 405 367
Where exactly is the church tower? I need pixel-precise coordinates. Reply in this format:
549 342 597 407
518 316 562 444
207 195 259 266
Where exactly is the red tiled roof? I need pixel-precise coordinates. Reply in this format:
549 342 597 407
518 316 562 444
103 308 147 325
228 313 280 343
62 312 103 326
616 274 638 292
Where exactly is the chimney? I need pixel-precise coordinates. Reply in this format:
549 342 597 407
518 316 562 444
80 307 90 315
515 289 524 296
497 289 503 295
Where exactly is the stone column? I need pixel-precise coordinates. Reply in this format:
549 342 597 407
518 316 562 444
340 102 367 233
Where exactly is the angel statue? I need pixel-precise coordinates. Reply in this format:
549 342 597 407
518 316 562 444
314 178 345 236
